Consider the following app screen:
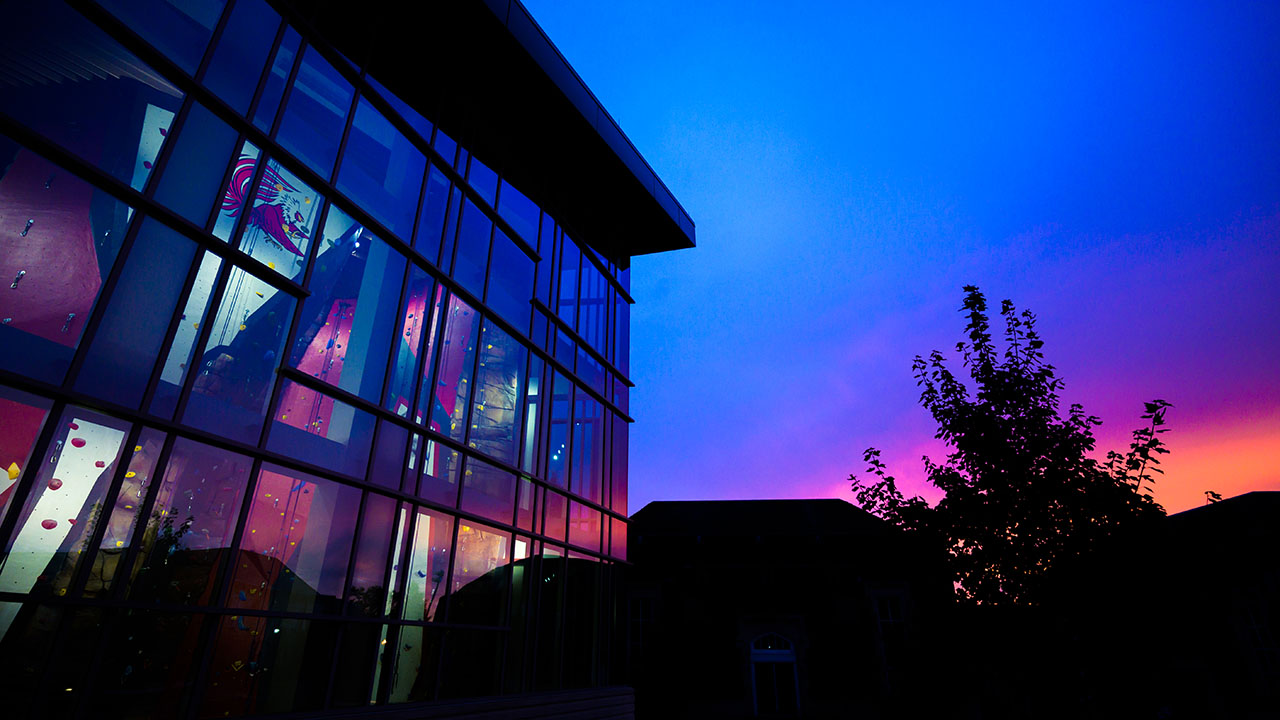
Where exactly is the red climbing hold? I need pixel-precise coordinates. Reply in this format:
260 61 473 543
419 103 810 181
41 519 57 530
47 478 63 491
71 438 86 448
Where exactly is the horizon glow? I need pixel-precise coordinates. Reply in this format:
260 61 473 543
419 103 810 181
523 0 1280 515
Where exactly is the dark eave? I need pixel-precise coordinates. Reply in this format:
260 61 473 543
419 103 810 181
282 0 695 265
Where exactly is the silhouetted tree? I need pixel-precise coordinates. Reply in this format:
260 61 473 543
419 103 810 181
852 286 1169 606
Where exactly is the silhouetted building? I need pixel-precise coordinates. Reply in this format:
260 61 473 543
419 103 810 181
627 499 949 719
0 1 692 718
1149 492 1280 718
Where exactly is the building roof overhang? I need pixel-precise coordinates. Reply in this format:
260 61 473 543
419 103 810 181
287 0 695 265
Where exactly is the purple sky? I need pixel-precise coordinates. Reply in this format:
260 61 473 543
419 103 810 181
523 0 1280 515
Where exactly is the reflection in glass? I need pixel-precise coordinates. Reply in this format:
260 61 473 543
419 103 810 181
276 46 353 178
611 415 628 516
521 356 544 475
201 616 337 718
337 98 426 241
547 372 572 488
426 295 479 444
414 164 452 261
467 156 499 207
448 522 509 626
387 625 442 703
610 516 627 560
557 235 580 326
572 395 604 504
291 207 403 402
81 427 166 598
184 267 294 444
469 321 526 464
151 251 223 419
0 385 54 530
386 269 437 417
568 501 601 553
369 420 408 491
127 438 252 605
229 465 360 614
453 199 491 298
577 258 609 352
268 379 375 479
0 407 131 631
543 490 567 543
74 219 198 408
497 180 539 245
403 508 453 622
203 0 282 116
252 26 301 132
0 139 135 384
416 437 461 508
366 75 433 142
460 457 515 526
347 492 396 616
0 2 183 191
95 0 225 75
486 229 534 330
615 297 630 376
153 102 238 226
516 477 536 532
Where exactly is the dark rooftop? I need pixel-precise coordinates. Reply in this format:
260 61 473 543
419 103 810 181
286 0 695 265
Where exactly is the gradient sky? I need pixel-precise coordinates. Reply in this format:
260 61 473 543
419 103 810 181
522 0 1280 515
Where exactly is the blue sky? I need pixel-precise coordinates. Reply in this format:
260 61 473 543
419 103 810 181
523 0 1280 513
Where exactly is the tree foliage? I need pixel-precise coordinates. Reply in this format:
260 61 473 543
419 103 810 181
852 286 1169 606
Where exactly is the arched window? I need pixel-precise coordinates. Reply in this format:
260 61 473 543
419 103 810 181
749 633 799 717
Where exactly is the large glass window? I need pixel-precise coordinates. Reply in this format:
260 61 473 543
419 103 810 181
403 508 453 623
486 228 534 330
424 295 480 444
466 156 498 208
610 415 628 516
459 457 515 526
385 269 437 418
183 266 295 445
366 75 433 142
497 180 539 245
557 234 580 327
153 102 238 226
568 501 601 553
202 0 282 117
81 427 167 598
0 139 135 384
414 164 452 261
0 387 53 530
276 46 352 179
0 3 183 192
126 438 253 606
217 151 323 279
572 395 605 504
468 321 527 465
337 98 425 241
74 219 198 409
252 26 301 132
452 198 491 298
96 0 226 76
229 465 360 614
290 207 403 403
347 492 396 616
151 250 223 419
268 380 375 479
448 521 509 626
415 437 461 508
0 407 132 618
577 258 609 353
547 372 572 488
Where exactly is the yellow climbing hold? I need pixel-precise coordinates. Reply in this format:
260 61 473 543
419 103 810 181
268 262 275 270
7 462 18 480
125 471 136 478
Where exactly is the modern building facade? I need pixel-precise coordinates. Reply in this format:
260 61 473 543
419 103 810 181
0 0 692 717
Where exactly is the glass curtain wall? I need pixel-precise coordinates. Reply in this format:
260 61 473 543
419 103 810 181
0 1 635 718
